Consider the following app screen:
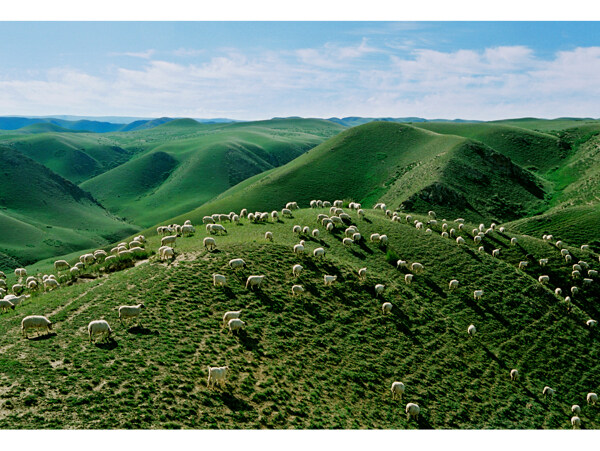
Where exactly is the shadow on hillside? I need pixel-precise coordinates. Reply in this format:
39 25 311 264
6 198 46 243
417 416 434 429
479 343 508 370
362 217 372 224
390 311 420 346
420 276 446 299
303 300 325 323
27 332 57 341
356 240 374 255
95 338 118 350
219 392 253 412
254 290 284 313
348 248 366 260
128 326 159 336
237 330 263 355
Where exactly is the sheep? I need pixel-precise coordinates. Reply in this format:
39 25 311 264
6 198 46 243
589 270 598 278
342 237 353 247
286 201 299 210
330 216 343 226
345 226 357 237
324 275 337 286
28 279 39 290
441 232 449 239
312 229 320 239
572 405 581 415
382 302 393 315
313 247 325 258
118 304 145 325
379 235 388 245
21 315 52 338
209 224 228 235
519 261 528 270
581 244 590 251
396 260 407 269
370 233 381 242
405 274 413 285
560 249 570 257
181 224 195 236
415 222 424 230
161 235 177 247
587 319 597 328
292 264 303 277
264 231 274 242
246 275 265 290
0 271 5 279
565 255 572 263
555 240 563 249
449 228 456 237
352 232 361 242
358 267 367 280
405 403 420 421
573 264 582 272
583 278 593 285
542 386 554 398
357 209 365 219
510 369 518 381
571 416 581 429
0 299 15 313
492 249 500 258
571 286 579 296
223 311 242 327
391 381 405 400
411 262 424 274
317 214 328 223
459 224 465 231
54 260 70 272
473 235 482 244
538 275 550 284
160 247 174 261
375 284 385 296
270 210 279 222
80 253 96 265
406 214 413 223
228 258 246 270
88 320 112 343
302 226 310 235
425 228 432 234
282 208 293 218
326 223 334 232
203 237 217 251
572 270 581 279
14 268 27 280
510 237 518 246
213 274 227 287
43 279 59 292
228 318 245 335
587 392 598 405
448 279 459 290
456 237 466 245
555 288 562 297
291 285 304 297
207 366 228 388
467 324 477 337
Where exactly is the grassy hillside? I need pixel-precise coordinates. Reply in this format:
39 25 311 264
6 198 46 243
1 208 598 429
80 119 345 226
166 122 548 226
490 118 600 132
0 146 138 268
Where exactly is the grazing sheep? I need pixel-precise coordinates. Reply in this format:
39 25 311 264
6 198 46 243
54 260 70 272
43 279 59 292
589 270 598 278
161 235 177 247
379 235 388 245
510 237 518 246
370 233 381 242
358 267 367 280
293 241 305 254
391 381 405 400
228 318 245 334
572 405 581 415
324 275 337 286
28 279 39 290
282 208 293 218
292 264 303 277
326 223 334 232
228 258 246 270
312 229 320 239
539 258 548 266
510 369 518 381
209 224 227 235
492 249 500 258
565 254 572 263
375 284 385 296
555 288 562 297
352 232 361 242
449 279 459 290
542 386 554 399
519 261 528 270
396 260 407 269
405 403 420 421
313 247 325 258
467 324 477 337
291 284 304 297
118 304 145 325
583 278 593 285
571 286 579 296
160 246 175 261
571 416 581 429
203 237 217 251
411 262 424 274
302 226 310 235
560 249 570 257
21 315 52 338
425 228 432 234
207 366 228 388
587 319 597 328
14 268 27 280
556 241 563 249
0 271 5 279
581 244 590 251
246 275 265 290
587 392 598 405
181 224 195 236
382 302 393 315
222 311 242 327
456 237 466 245
538 275 550 284
357 209 365 219
405 274 413 285
88 320 112 343
441 232 449 239
572 270 581 279
265 231 274 241
0 299 15 313
213 274 227 287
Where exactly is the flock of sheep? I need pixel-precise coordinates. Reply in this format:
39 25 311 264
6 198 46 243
1 197 599 427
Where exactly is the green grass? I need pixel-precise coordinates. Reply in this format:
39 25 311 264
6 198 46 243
1 208 598 429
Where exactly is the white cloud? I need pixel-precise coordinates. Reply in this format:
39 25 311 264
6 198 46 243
110 49 155 59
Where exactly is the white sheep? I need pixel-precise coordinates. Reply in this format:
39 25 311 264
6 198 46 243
223 311 242 327
291 285 304 297
207 366 228 388
391 381 405 400
518 261 528 270
565 255 572 263
587 392 598 405
560 249 570 257
441 232 449 239
54 260 70 272
583 278 593 285
581 244 590 251
282 208 293 218
293 241 305 254
302 226 310 235
405 403 420 421
449 279 459 290
555 288 562 297
181 224 195 236
313 247 325 258
588 270 598 278
118 304 146 325
587 319 597 328
542 386 554 398
324 275 337 286
229 258 246 270
0 299 15 313
382 302 393 315
21 315 52 338
379 235 388 245
44 279 59 292
411 262 424 274
572 270 581 279
213 274 227 287
405 274 413 285
510 369 518 381
467 324 477 337
0 271 5 279
264 231 274 241
246 275 265 290
473 235 482 244
571 286 579 296
228 318 245 334
539 258 548 266
209 224 227 235
538 275 550 284
370 233 381 242
312 229 320 239
571 416 581 429
572 404 581 415
14 268 27 280
160 246 174 261
456 237 466 245
352 232 361 242
375 284 385 296
358 267 367 280
492 249 500 257
88 320 112 343
161 235 177 247
292 264 303 277
510 237 518 246
342 237 353 247
396 260 407 269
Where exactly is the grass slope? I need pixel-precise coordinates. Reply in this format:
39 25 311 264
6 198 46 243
1 208 598 429
0 146 138 268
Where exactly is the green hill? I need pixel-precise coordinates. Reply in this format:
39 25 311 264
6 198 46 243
166 122 547 226
0 208 598 429
0 146 138 268
80 119 345 226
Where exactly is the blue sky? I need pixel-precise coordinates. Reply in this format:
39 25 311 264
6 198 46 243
1 21 600 120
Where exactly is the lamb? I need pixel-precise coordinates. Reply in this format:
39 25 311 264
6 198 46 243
411 262 424 274
88 320 112 343
203 237 217 251
538 275 550 284
510 369 518 381
223 311 242 327
405 403 420 421
542 386 554 398
207 365 228 388
467 324 477 337
228 258 246 270
342 237 353 247
292 264 303 277
291 285 305 297
0 299 15 313
405 274 413 285
246 275 265 290
21 315 52 338
449 279 459 290
54 260 70 271
374 284 385 296
587 392 598 405
382 302 393 314
118 304 146 325
213 274 227 287
313 247 325 258
391 381 405 400
228 318 245 334
161 235 177 247
358 267 367 280
324 275 337 286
